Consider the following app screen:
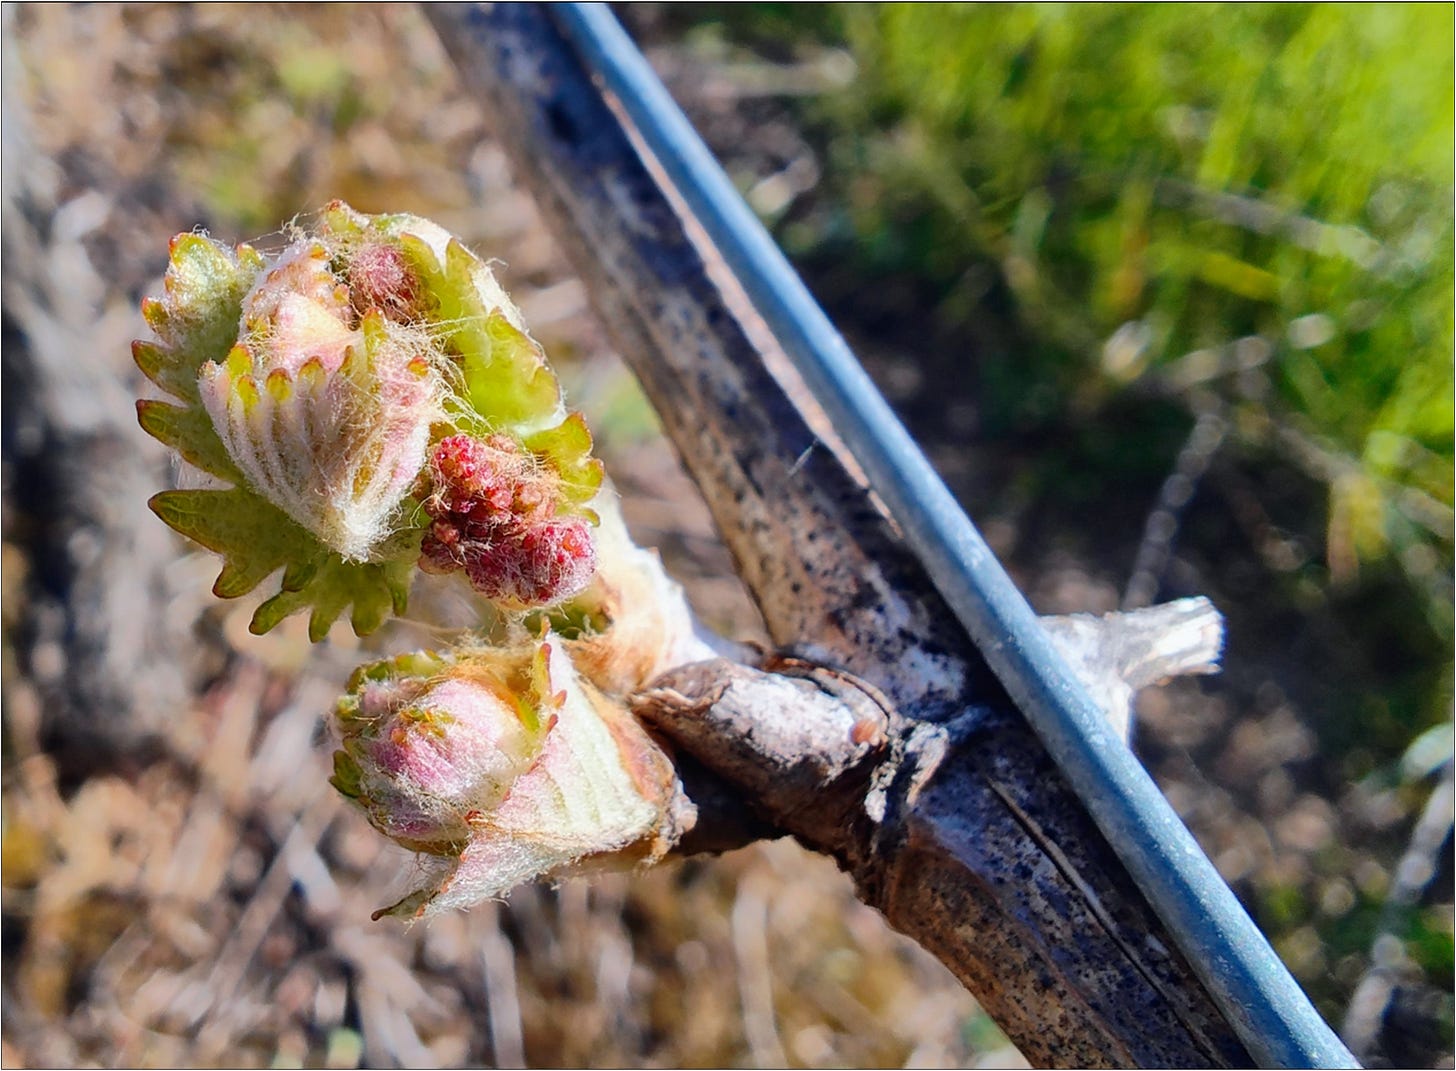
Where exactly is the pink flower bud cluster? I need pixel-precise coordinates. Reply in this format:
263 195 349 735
419 434 597 607
334 661 547 855
331 640 687 918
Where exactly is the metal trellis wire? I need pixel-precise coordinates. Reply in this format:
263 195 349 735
548 5 1359 1067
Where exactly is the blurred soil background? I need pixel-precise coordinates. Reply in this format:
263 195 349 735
2 4 1451 1068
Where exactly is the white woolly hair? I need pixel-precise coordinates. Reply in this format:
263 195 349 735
201 241 450 561
201 214 564 562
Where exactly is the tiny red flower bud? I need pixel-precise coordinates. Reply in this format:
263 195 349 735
519 518 598 605
419 434 598 607
346 243 422 322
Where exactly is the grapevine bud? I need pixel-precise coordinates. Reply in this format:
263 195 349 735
332 636 692 919
135 201 608 637
198 241 440 561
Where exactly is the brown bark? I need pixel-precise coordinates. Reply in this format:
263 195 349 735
427 5 1253 1066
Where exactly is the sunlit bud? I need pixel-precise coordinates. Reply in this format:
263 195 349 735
195 240 440 561
331 637 691 919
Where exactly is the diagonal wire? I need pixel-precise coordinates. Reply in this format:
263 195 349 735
547 5 1358 1067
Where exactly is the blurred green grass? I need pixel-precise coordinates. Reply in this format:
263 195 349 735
678 0 1453 749
193 0 1451 1045
7 3 1451 1064
647 1 1453 1051
765 4 1452 627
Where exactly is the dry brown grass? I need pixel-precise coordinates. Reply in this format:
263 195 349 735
2 5 1004 1067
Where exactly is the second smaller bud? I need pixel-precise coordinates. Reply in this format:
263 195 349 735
331 636 692 919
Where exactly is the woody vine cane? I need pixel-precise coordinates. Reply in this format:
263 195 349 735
131 7 1361 1065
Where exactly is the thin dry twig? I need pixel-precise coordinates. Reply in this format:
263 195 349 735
732 872 790 1069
